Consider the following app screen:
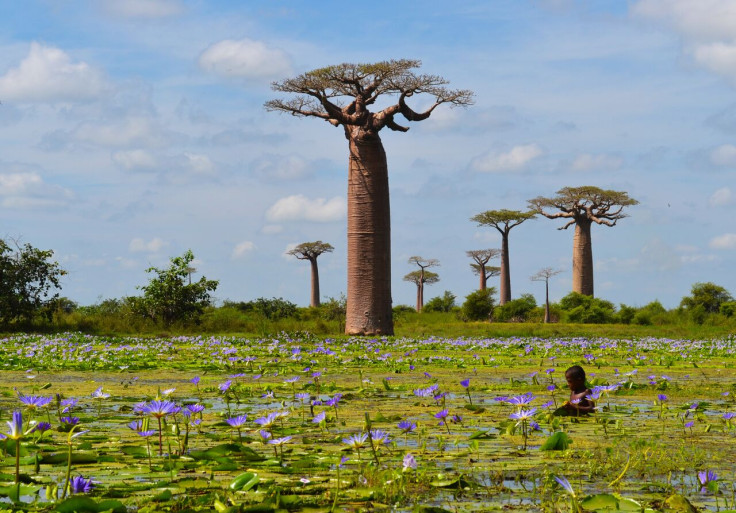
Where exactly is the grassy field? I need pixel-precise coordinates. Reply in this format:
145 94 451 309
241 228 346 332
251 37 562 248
0 332 734 511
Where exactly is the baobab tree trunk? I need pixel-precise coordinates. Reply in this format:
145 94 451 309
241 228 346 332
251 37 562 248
572 218 594 296
345 130 393 335
544 279 550 323
480 268 487 291
416 282 423 312
500 234 511 305
309 258 320 308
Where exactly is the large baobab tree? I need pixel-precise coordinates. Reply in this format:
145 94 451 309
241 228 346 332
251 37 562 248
531 267 563 323
287 241 334 307
528 186 638 297
466 249 500 291
471 210 536 305
406 256 439 312
404 270 440 312
266 60 473 335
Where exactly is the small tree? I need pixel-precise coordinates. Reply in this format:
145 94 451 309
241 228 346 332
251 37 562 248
134 250 218 326
530 267 563 323
406 256 439 312
466 249 500 291
0 239 65 326
461 288 497 321
529 186 638 297
471 210 536 305
680 282 733 314
287 241 334 307
403 269 439 312
424 291 457 313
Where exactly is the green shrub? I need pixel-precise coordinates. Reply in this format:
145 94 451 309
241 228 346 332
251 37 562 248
720 301 736 318
493 294 537 322
461 288 496 321
424 291 457 313
558 292 616 324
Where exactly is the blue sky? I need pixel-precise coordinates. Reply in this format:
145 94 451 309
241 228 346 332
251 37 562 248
1 0 735 309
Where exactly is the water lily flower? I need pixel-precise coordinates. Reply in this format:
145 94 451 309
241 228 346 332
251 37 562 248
370 429 390 445
143 400 178 418
398 420 416 433
18 394 53 411
190 376 200 385
226 414 248 428
219 380 232 393
555 475 576 497
312 411 326 424
268 435 293 446
343 432 368 450
657 394 668 403
3 411 28 440
460 379 470 388
402 453 417 471
254 411 281 429
69 475 95 494
91 387 111 399
187 404 205 414
510 408 537 421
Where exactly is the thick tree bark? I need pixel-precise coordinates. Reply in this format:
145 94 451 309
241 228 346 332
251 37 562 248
309 258 320 308
345 130 393 335
572 218 594 296
416 283 422 312
479 267 487 291
544 279 550 323
499 233 511 305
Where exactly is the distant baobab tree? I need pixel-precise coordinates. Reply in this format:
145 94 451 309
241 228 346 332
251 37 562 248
405 256 439 312
266 60 473 335
404 270 440 312
471 210 536 305
528 186 638 297
287 241 334 307
466 249 500 291
531 267 563 323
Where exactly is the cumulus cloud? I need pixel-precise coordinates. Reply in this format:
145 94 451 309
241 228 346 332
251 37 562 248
112 149 158 171
570 153 624 172
0 42 106 103
44 117 181 151
469 144 544 173
632 1 736 83
199 39 291 80
709 187 733 206
261 225 283 235
129 237 168 253
710 144 736 167
101 0 183 18
710 233 736 249
265 194 346 222
0 171 73 208
232 241 255 259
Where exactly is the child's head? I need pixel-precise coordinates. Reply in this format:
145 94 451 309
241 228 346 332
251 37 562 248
565 365 586 391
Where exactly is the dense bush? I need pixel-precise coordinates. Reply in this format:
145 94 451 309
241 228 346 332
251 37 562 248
558 292 616 324
493 294 537 322
680 282 733 314
423 291 457 313
461 288 496 321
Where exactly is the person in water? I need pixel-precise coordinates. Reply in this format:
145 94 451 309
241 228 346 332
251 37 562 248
560 365 595 415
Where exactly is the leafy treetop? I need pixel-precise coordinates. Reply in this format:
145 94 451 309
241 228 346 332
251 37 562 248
266 59 474 133
403 270 440 286
287 241 334 261
471 209 537 234
528 186 638 230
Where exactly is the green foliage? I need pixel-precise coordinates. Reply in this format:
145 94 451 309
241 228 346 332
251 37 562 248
493 293 537 322
461 288 496 321
617 304 636 325
680 282 733 314
131 250 218 326
0 239 65 326
721 301 736 318
251 297 298 320
423 291 457 313
558 292 616 324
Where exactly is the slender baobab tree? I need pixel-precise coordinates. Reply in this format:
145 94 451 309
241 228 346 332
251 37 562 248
531 267 563 323
528 186 638 297
466 249 500 290
471 210 536 305
287 241 334 307
266 60 473 335
404 270 440 312
406 256 439 312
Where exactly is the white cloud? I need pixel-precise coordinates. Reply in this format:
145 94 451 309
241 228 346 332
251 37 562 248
0 42 105 103
0 171 73 208
129 237 168 253
632 1 736 83
183 153 215 175
265 194 346 222
709 233 736 249
101 0 183 18
570 153 624 172
710 144 736 167
232 241 256 259
72 117 174 148
261 224 283 234
469 144 544 173
199 39 291 80
112 149 158 171
709 187 733 206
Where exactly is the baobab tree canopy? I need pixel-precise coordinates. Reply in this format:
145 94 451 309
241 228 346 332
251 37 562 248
267 60 472 335
528 186 638 297
286 241 334 261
